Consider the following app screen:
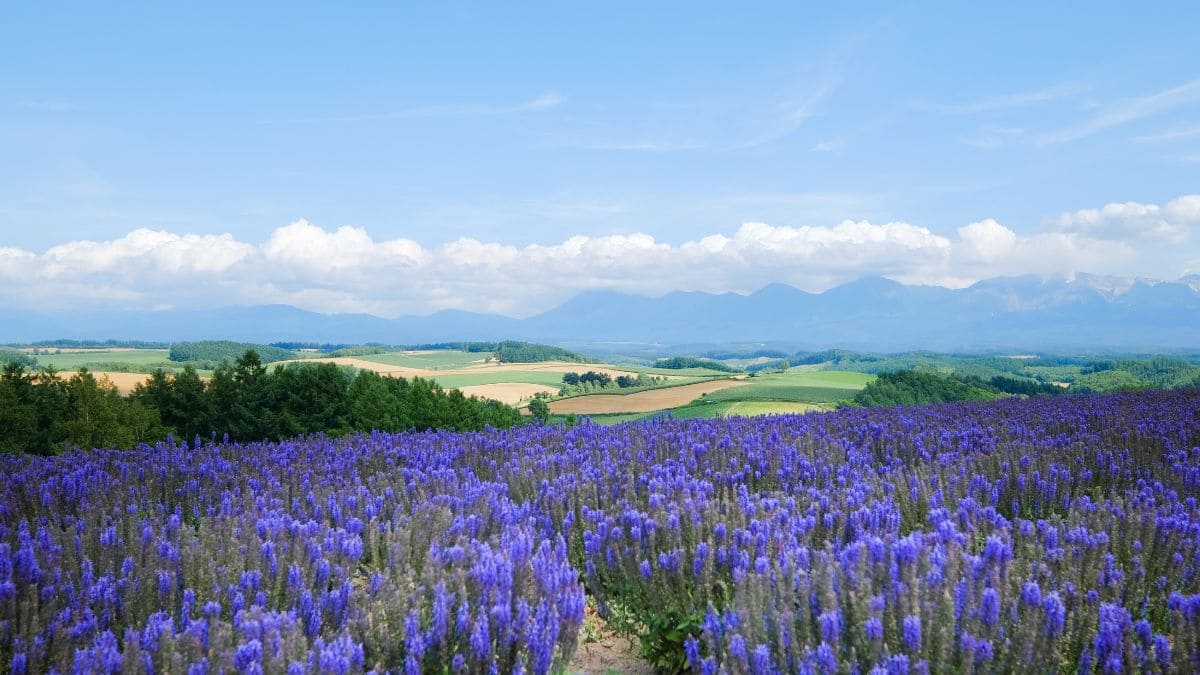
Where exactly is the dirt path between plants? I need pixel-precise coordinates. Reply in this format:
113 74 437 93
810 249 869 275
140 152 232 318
568 606 654 675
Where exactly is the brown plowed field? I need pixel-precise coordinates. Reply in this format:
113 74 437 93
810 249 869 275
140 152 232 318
547 379 747 414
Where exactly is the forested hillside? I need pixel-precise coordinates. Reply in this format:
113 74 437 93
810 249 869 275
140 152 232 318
168 340 298 364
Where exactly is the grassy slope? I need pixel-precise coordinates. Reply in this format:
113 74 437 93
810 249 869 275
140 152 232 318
702 369 873 404
618 364 740 377
31 349 175 370
578 400 828 425
355 350 487 369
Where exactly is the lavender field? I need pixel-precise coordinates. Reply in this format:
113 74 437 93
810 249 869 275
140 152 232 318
2 389 1199 673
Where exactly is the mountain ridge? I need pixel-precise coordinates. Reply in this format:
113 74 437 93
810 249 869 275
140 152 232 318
3 274 1197 351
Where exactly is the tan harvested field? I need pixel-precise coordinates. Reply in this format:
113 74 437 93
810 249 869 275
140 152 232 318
548 379 747 414
50 357 688 405
457 383 559 404
52 371 154 395
274 357 431 377
456 361 643 378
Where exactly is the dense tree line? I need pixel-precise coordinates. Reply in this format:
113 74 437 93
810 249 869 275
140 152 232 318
9 339 168 349
558 371 663 395
0 364 164 454
561 371 612 387
393 341 587 363
328 346 390 357
851 370 1007 407
1081 357 1200 389
987 374 1065 397
413 341 499 353
494 341 588 363
1070 369 1153 393
654 356 742 372
168 340 298 364
0 350 522 455
269 341 356 351
0 349 38 367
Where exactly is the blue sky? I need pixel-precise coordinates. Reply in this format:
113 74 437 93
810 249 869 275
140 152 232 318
2 2 1199 316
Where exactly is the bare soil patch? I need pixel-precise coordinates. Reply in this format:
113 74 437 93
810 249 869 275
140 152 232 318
549 379 747 414
568 605 653 675
457 383 558 405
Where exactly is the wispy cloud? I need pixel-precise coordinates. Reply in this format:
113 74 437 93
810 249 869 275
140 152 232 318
913 82 1082 114
571 73 842 153
268 91 564 124
736 77 841 149
1037 78 1200 146
1132 124 1200 143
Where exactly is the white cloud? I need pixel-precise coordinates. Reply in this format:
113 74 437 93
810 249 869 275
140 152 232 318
1049 195 1200 245
957 219 1018 262
2 196 1198 317
261 220 427 276
40 229 254 277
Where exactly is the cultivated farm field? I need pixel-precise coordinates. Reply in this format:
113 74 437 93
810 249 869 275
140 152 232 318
547 378 749 414
702 369 875 404
12 347 676 405
3 390 1198 672
27 348 174 371
552 368 876 420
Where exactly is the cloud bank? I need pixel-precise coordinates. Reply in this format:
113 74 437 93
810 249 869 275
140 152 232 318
2 195 1197 317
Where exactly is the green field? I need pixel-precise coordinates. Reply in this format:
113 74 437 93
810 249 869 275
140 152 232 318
29 349 175 371
701 369 873 404
619 364 739 378
356 350 487 369
718 401 826 415
1021 365 1083 382
551 376 711 401
579 399 828 425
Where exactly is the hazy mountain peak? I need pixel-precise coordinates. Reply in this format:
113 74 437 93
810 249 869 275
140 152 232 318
2 274 1197 350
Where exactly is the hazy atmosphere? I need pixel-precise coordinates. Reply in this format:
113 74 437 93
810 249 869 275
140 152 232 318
4 3 1200 316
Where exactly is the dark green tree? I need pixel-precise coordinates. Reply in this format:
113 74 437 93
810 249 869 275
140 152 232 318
527 397 550 424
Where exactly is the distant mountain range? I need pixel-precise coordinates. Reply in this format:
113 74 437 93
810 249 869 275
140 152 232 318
4 274 1199 351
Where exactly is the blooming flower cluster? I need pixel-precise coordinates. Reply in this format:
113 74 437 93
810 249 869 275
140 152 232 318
0 431 583 673
554 390 1200 673
2 389 1199 673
